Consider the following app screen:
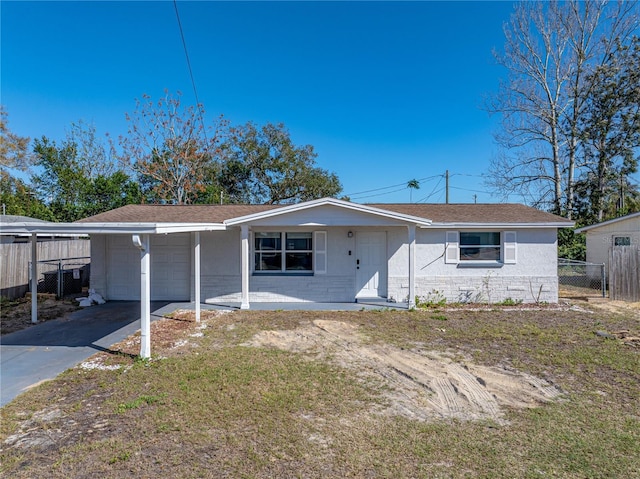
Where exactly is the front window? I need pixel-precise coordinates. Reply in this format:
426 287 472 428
254 232 313 272
459 232 501 261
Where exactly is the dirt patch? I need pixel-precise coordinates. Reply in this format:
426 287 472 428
0 295 79 335
243 319 562 423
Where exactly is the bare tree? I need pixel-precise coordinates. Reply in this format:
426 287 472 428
116 90 227 204
486 0 639 217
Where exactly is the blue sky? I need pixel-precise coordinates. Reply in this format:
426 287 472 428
2 1 517 204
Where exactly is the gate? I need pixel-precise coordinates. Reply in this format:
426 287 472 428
558 258 606 298
29 257 91 299
609 246 640 302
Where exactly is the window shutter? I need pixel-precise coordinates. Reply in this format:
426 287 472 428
314 231 327 274
445 231 459 264
503 231 517 264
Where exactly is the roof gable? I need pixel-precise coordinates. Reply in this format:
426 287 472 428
224 198 432 227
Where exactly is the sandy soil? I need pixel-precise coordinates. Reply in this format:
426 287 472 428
0 295 79 335
244 319 562 424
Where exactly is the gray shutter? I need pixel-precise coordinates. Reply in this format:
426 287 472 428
503 231 517 264
445 231 459 264
314 231 327 274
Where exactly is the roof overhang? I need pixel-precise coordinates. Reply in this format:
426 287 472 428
0 222 227 236
575 212 640 233
429 221 575 229
224 197 432 227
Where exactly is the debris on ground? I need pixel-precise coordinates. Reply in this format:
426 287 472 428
594 329 640 346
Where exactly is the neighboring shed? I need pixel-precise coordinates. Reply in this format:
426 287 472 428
575 212 640 301
575 212 640 266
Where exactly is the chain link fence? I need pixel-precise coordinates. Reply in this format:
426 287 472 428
28 257 91 298
558 258 606 298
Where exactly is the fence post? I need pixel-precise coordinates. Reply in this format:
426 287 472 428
601 263 606 298
57 259 62 299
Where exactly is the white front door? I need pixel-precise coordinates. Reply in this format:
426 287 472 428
356 231 387 298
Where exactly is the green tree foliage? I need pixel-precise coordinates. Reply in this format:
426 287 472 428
0 171 54 220
116 90 226 204
0 106 34 171
218 122 342 204
31 124 141 222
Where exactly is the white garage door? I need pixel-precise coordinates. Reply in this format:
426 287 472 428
106 234 191 301
150 234 191 300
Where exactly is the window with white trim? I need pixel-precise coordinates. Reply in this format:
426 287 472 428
254 232 313 272
459 232 501 261
445 231 517 264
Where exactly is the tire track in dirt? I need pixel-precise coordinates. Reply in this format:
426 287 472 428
244 320 562 423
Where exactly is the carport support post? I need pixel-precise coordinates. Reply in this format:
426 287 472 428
31 233 38 323
240 225 250 309
408 225 416 309
139 234 151 359
194 231 201 322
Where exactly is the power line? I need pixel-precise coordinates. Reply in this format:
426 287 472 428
416 175 444 203
173 0 208 143
345 174 441 198
349 186 409 201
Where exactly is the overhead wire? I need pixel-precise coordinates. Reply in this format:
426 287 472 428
173 0 208 144
344 174 441 199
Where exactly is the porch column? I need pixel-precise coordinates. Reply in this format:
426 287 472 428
408 225 416 308
133 234 151 359
240 225 250 309
31 233 38 324
194 231 201 322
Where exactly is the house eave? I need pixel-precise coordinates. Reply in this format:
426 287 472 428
0 222 227 235
574 212 640 233
426 222 575 229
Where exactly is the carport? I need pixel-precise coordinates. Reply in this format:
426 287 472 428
0 220 225 358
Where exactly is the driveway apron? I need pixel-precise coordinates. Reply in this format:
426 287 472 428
0 301 169 407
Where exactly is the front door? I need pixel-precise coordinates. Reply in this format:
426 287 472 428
356 231 387 298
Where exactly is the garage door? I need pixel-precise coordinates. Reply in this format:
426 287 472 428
150 234 191 300
106 234 191 301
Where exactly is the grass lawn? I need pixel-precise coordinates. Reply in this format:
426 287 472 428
1 303 638 478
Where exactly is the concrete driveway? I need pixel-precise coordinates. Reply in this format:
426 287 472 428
0 301 174 407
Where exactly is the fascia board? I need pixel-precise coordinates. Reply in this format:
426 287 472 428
224 198 432 226
426 222 575 229
575 212 640 233
0 222 226 235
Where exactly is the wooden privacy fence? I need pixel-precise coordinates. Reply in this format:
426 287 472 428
0 239 90 300
608 245 640 302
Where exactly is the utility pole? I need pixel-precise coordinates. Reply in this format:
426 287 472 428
445 170 449 204
473 194 477 204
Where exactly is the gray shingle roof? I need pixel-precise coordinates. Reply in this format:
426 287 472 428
77 202 572 225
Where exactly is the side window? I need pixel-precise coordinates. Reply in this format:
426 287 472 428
448 231 517 264
459 232 501 261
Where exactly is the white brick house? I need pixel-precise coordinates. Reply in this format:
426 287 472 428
81 198 573 307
